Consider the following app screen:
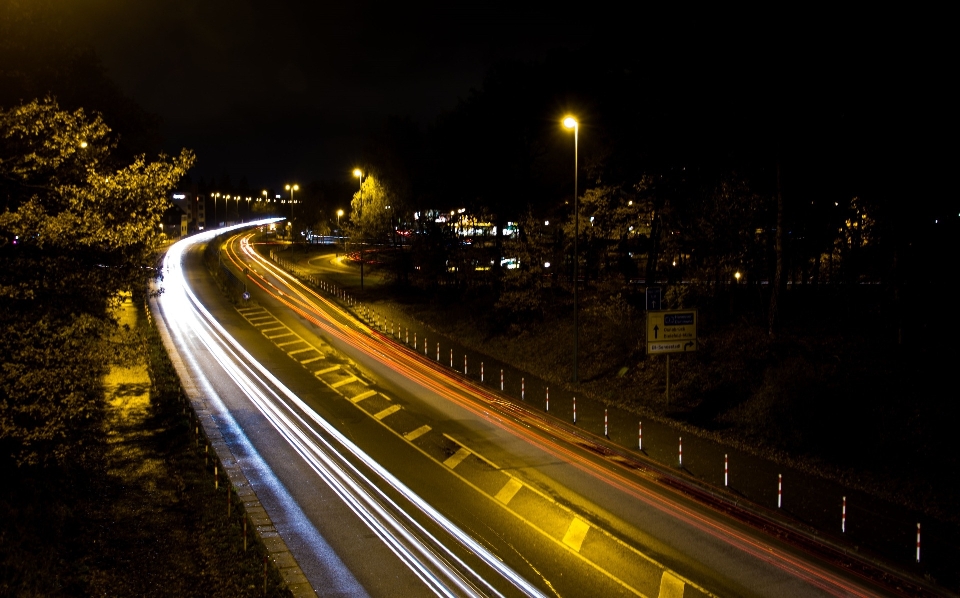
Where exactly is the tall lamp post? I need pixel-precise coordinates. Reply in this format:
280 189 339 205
337 209 344 253
353 169 364 290
285 184 299 240
563 115 579 383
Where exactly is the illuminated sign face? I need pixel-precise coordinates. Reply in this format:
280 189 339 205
173 194 186 199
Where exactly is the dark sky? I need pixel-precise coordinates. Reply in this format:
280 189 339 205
7 1 954 211
58 1 598 188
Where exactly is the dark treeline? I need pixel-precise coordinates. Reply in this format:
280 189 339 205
343 32 954 345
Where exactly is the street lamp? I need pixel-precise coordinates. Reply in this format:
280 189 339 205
353 169 364 290
285 183 299 228
563 115 579 383
245 196 251 222
337 209 344 252
213 193 221 228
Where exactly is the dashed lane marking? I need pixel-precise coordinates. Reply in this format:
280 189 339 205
288 347 316 356
265 332 296 340
331 377 358 388
276 339 307 348
261 326 286 333
404 425 431 441
562 518 591 552
658 571 684 598
494 478 524 505
374 405 402 420
350 390 377 403
300 355 324 365
443 447 472 470
314 366 340 376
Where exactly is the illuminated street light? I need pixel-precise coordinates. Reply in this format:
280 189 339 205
353 169 365 290
337 209 344 252
285 184 299 227
213 192 221 228
563 115 579 383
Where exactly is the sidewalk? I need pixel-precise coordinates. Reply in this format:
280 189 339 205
276 246 959 596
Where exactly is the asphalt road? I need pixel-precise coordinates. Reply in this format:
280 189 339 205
154 225 917 597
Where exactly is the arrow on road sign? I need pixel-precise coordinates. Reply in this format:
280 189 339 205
654 325 659 339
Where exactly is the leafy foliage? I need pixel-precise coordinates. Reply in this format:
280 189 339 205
0 98 194 466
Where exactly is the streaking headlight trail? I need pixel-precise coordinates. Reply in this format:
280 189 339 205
157 223 544 598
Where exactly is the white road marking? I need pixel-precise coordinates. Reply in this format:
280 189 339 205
443 447 471 470
374 405 402 420
562 519 590 552
404 425 431 441
494 478 524 505
350 390 377 403
658 571 684 598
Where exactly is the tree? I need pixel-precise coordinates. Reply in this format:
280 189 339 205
0 98 194 466
350 174 397 246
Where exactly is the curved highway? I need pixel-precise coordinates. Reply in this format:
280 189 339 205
155 223 910 597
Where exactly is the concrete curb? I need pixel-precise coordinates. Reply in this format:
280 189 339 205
149 292 316 598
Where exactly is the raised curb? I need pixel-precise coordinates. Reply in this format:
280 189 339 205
149 290 317 598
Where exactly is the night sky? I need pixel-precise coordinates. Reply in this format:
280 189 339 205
48 1 597 187
4 1 954 207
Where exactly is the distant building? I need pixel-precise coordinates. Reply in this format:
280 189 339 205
167 191 207 236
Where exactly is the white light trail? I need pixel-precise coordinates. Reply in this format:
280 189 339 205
158 224 544 598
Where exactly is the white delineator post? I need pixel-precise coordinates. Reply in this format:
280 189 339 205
481 362 484 382
500 369 504 391
436 343 439 361
842 496 846 533
545 387 549 411
604 409 609 437
464 355 467 375
679 437 683 466
724 454 729 487
778 474 783 508
573 397 577 424
521 378 525 400
638 422 642 450
916 523 921 563
450 349 453 368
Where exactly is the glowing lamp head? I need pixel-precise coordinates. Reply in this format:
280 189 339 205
337 209 344 217
353 168 362 178
735 271 742 281
563 116 578 129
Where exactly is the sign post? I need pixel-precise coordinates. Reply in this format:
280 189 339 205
646 309 697 404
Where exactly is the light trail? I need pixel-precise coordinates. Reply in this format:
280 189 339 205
224 231 889 598
158 224 546 598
